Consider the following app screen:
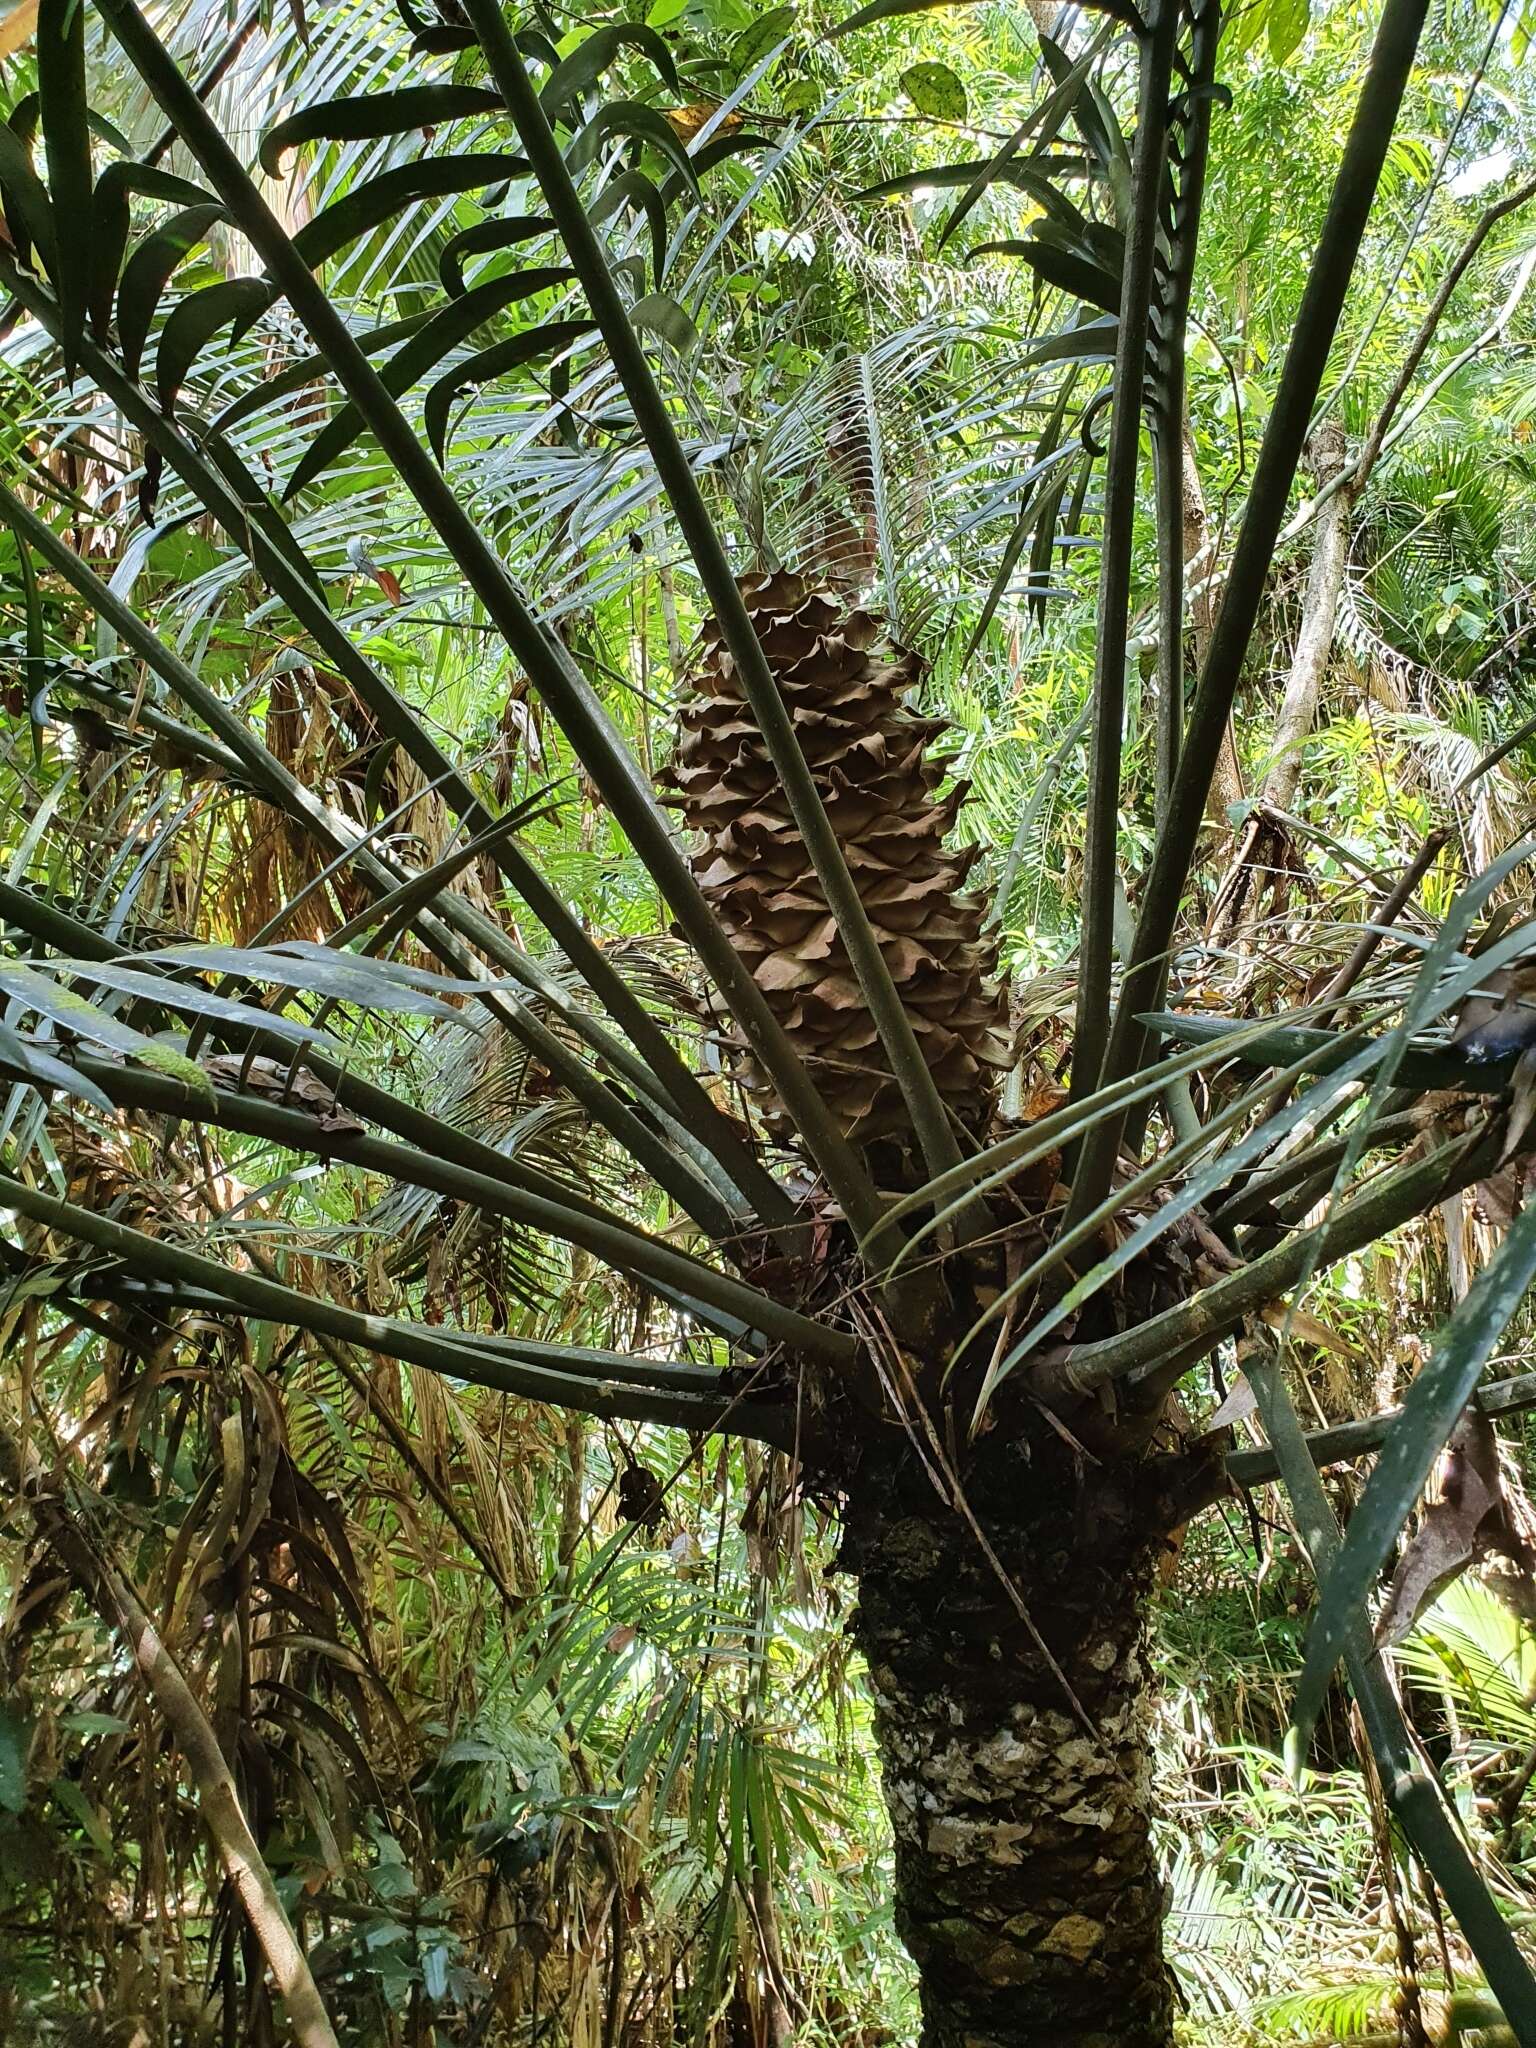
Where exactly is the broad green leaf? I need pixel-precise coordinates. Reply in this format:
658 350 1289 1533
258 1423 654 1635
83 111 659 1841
902 61 967 124
1295 1194 1536 1743
36 0 91 366
155 277 273 415
1268 0 1310 62
424 319 596 463
292 154 532 269
420 1937 451 2002
630 291 697 351
117 204 227 380
729 5 795 73
438 213 554 297
538 25 679 120
257 86 504 176
283 266 575 496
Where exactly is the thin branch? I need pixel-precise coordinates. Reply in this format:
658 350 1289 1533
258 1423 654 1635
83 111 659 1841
458 0 971 1200
1228 1364 1536 1487
0 255 801 1245
1283 176 1536 548
1308 0 1510 432
0 1053 851 1366
89 0 885 1238
1356 177 1536 483
1071 0 1175 1103
0 1425 341 2048
1071 0 1434 1212
0 1171 799 1440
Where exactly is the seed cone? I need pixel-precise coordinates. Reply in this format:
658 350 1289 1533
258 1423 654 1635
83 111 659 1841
665 570 1011 1168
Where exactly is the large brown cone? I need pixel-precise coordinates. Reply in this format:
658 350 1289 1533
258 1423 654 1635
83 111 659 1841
665 570 1011 1162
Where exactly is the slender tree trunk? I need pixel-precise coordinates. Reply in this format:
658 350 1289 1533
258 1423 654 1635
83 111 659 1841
1181 413 1242 831
845 1442 1173 2048
1262 422 1352 813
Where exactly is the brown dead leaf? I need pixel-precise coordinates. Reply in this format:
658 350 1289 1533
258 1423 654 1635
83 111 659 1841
0 0 39 60
201 1054 366 1137
1377 1407 1536 1645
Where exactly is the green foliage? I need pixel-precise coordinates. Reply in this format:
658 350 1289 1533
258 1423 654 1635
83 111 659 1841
4 0 1536 2037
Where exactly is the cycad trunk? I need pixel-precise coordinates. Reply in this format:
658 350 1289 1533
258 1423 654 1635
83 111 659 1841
846 1442 1174 2048
672 573 1179 2038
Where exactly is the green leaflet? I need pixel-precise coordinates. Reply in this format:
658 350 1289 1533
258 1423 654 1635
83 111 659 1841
970 237 1121 314
1269 0 1311 61
146 942 483 1018
538 24 679 121
565 102 698 191
282 267 576 497
587 172 666 290
209 309 434 437
438 213 554 296
0 115 55 276
1015 314 1119 368
36 0 92 368
424 318 596 463
0 1703 26 1816
853 159 1098 205
831 0 984 35
257 85 505 176
1294 1197 1536 1746
968 1040 1388 1422
155 277 273 415
10 516 44 768
0 960 214 1102
0 1022 116 1115
902 61 967 123
31 961 344 1049
117 204 226 380
729 6 795 73
92 162 219 342
291 154 533 269
630 291 695 352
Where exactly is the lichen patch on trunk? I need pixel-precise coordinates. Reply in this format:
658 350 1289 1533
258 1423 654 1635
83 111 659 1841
846 1456 1175 2048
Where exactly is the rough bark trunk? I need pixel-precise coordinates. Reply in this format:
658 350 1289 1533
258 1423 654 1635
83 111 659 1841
846 1446 1173 2048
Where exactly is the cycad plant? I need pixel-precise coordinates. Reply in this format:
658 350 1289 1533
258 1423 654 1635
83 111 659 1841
5 0 1536 2042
